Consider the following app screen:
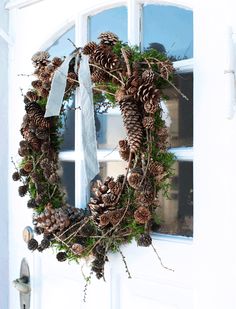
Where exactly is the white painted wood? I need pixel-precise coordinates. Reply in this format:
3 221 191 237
7 1 196 309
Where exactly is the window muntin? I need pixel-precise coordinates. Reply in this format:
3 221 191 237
142 4 193 60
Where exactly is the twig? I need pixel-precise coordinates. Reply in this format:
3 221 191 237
118 248 132 278
58 217 90 239
89 63 125 86
151 243 174 272
103 145 118 158
63 217 92 242
140 129 151 186
53 233 80 256
93 87 115 97
67 38 78 50
18 73 33 77
83 271 92 302
49 185 58 199
121 48 131 77
144 58 152 69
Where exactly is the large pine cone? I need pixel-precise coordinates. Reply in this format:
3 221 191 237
25 102 50 129
91 45 119 71
119 95 143 153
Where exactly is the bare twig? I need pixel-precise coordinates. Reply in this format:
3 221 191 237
93 87 115 97
121 48 131 77
151 243 174 272
83 271 92 302
89 63 125 86
118 248 132 278
67 38 78 50
53 233 80 256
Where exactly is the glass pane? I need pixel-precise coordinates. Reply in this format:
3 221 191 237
143 5 193 60
152 161 193 237
47 26 75 151
89 6 128 42
99 161 127 181
60 161 75 206
95 108 126 149
164 72 193 148
47 26 75 58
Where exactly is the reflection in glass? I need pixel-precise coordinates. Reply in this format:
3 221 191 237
95 109 126 149
60 161 75 206
89 6 128 42
142 5 193 60
48 26 76 151
163 72 193 148
47 26 75 58
152 161 193 237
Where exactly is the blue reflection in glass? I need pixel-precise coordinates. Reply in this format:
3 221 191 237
61 161 75 206
89 6 128 42
143 5 193 60
47 26 75 58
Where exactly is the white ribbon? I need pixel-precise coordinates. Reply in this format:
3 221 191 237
44 52 76 117
79 54 99 196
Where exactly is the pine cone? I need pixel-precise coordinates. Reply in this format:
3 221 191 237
144 99 159 114
91 69 109 83
127 168 143 189
91 45 119 71
108 209 124 225
38 237 50 251
31 80 43 90
158 60 174 79
142 69 155 84
25 102 50 129
137 83 160 103
18 185 28 197
134 206 151 224
137 233 152 247
148 161 165 176
91 258 105 279
27 238 38 251
83 41 98 55
142 116 155 130
12 171 20 181
56 252 67 262
119 95 143 153
27 199 37 209
118 139 130 161
26 91 38 102
52 57 63 67
72 243 84 255
35 128 49 140
98 32 119 46
108 180 122 195
31 51 50 66
136 191 154 206
125 74 141 96
102 193 117 206
99 213 110 227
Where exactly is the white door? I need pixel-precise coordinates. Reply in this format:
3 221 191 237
8 1 194 308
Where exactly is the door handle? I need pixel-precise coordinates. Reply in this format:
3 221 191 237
12 258 31 309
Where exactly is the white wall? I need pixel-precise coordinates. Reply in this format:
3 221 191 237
0 1 9 309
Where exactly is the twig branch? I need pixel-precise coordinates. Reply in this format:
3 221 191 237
118 248 132 278
89 63 125 86
151 243 174 272
93 87 115 97
121 48 131 77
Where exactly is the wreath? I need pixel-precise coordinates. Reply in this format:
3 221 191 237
12 32 176 290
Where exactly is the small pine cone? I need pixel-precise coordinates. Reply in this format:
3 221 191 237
109 209 124 225
34 226 43 235
48 173 59 184
18 185 28 197
35 194 43 205
35 128 49 140
127 168 143 189
52 57 63 67
91 45 119 71
99 213 110 227
26 91 38 102
159 60 174 80
18 146 29 157
125 75 141 96
40 237 51 250
27 238 38 251
27 199 37 209
31 80 43 90
23 161 33 173
144 99 159 114
98 32 119 46
39 71 51 82
134 206 151 224
142 69 155 84
19 168 29 176
108 181 122 195
80 222 96 237
102 193 117 206
148 161 165 176
31 51 50 66
91 258 105 279
137 233 152 247
104 176 114 186
143 116 155 130
91 69 108 83
25 102 50 129
56 252 67 262
24 96 30 104
38 88 49 98
119 96 143 153
41 141 50 153
30 172 41 183
83 41 98 55
12 171 20 181
137 83 160 103
72 243 84 255
137 191 154 206
45 64 55 74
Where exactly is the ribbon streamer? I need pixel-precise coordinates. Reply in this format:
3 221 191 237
44 52 76 117
79 54 99 196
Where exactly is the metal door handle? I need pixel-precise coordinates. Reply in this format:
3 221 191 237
13 276 31 294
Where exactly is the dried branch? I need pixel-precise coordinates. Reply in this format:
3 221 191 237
121 48 131 77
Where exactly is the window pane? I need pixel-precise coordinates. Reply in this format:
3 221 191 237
95 108 126 149
142 5 193 60
47 26 75 151
89 6 128 42
98 161 127 180
152 161 193 237
164 72 193 148
47 26 75 58
61 161 75 206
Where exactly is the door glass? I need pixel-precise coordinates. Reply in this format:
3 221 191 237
89 6 128 42
152 161 193 237
142 4 193 60
60 161 75 206
164 72 193 148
